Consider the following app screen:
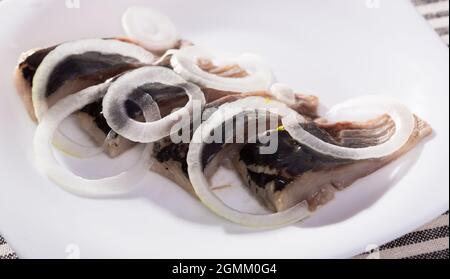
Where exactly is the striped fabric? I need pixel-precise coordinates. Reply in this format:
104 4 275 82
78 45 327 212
355 212 449 259
0 0 449 260
413 0 449 44
0 235 17 259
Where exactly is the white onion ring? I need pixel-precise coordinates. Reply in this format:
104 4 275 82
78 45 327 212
171 46 274 93
102 66 205 143
282 95 416 160
153 49 178 66
187 96 311 228
33 82 155 198
52 130 103 158
122 6 179 52
32 38 155 121
269 83 297 105
54 82 161 158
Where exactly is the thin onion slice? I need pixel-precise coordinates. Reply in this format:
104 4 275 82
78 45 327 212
52 80 160 158
153 49 179 66
52 82 111 159
187 96 311 228
282 95 416 160
269 83 297 105
52 130 103 158
171 46 274 93
122 6 179 52
32 38 155 121
102 66 205 143
33 82 156 198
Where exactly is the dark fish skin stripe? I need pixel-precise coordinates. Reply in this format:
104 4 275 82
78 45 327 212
80 99 112 135
424 10 449 19
380 226 449 250
247 169 292 192
155 141 190 176
46 52 140 97
20 46 56 87
403 248 449 259
412 0 448 6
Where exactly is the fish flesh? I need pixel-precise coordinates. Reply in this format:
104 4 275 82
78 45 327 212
150 92 320 196
152 104 431 213
14 39 154 156
14 39 148 121
14 46 56 121
233 115 431 211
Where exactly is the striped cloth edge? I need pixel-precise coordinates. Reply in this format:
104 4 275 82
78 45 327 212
0 235 17 259
413 0 450 44
354 212 449 259
0 0 449 260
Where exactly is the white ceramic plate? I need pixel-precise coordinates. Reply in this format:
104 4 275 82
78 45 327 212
0 0 448 259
